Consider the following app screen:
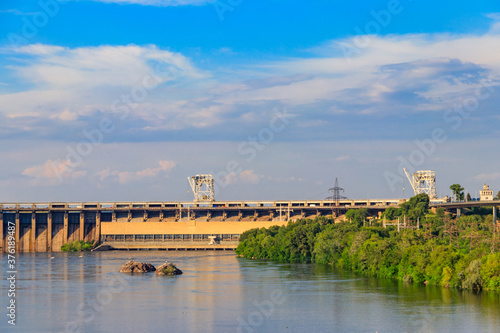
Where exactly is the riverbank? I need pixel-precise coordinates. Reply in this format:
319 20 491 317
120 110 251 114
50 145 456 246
235 216 500 292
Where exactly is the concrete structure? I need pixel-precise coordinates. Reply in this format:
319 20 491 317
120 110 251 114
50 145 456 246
0 199 401 252
480 184 494 201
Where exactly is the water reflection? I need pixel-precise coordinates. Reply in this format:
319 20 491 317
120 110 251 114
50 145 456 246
0 252 498 333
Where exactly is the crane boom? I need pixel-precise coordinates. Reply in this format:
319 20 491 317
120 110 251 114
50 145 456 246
403 167 417 193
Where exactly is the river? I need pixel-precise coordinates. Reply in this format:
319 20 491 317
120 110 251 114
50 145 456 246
1 251 499 332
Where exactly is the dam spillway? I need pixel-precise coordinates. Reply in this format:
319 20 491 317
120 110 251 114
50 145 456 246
0 199 401 252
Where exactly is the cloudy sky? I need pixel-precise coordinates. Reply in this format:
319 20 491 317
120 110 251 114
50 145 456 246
0 0 499 202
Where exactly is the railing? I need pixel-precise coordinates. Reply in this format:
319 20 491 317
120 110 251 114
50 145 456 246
0 199 405 209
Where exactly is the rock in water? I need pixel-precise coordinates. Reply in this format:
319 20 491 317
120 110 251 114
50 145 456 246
155 262 183 276
119 261 156 273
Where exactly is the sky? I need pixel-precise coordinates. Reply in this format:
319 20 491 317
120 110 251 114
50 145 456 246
0 0 499 202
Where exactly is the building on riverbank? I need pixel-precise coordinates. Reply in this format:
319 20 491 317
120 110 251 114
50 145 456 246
480 184 494 201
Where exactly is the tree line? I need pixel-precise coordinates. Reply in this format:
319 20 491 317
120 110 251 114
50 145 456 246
236 194 500 292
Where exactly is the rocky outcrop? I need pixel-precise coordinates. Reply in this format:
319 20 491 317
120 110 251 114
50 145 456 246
155 262 183 276
119 261 156 273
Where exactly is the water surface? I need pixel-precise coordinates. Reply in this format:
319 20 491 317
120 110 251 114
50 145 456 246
1 252 499 332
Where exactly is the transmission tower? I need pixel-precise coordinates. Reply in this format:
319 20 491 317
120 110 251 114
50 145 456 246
327 178 347 203
403 168 437 199
187 174 215 202
326 178 347 217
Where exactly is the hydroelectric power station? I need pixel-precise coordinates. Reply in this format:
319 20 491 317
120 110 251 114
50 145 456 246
1 173 498 252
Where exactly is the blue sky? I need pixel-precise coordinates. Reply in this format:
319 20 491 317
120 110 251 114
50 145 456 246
0 0 499 202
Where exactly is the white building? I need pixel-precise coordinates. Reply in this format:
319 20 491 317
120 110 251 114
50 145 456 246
480 184 494 201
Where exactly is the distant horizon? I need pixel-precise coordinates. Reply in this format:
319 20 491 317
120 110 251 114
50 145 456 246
1 0 499 202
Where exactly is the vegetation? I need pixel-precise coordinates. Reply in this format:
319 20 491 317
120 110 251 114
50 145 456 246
61 240 93 252
450 184 464 201
236 194 500 292
345 208 368 226
380 193 429 221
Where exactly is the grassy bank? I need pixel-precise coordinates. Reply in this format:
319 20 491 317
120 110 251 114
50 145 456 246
236 215 500 292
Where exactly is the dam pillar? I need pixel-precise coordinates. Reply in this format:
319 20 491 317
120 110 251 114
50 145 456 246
494 206 498 225
0 212 3 253
47 212 52 252
63 212 68 245
96 211 101 243
30 211 36 252
79 212 85 241
15 212 20 252
457 208 461 218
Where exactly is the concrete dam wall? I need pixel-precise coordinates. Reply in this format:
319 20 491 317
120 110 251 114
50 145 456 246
1 199 398 252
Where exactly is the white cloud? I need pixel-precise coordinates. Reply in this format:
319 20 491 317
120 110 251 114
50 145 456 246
474 172 500 182
238 169 262 184
222 169 264 185
22 159 87 184
49 109 79 121
0 44 212 129
9 44 207 89
98 160 176 184
15 44 65 55
219 42 499 111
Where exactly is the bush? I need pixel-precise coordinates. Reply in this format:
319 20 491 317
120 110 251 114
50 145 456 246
462 260 483 291
403 275 413 284
61 240 93 252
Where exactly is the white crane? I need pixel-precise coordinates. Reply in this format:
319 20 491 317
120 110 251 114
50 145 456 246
187 174 215 201
403 168 437 199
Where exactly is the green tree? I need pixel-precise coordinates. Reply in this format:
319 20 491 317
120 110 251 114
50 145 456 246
450 184 464 201
345 208 368 226
495 191 500 200
398 193 430 219
383 207 398 220
466 193 472 202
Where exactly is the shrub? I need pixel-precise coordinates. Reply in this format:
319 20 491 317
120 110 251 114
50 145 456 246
462 260 483 291
61 240 93 252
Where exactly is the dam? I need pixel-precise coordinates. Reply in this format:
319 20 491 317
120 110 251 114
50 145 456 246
0 198 400 252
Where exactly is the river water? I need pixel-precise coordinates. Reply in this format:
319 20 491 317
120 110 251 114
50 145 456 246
1 251 499 333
